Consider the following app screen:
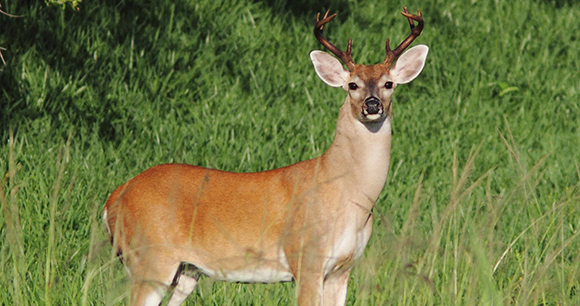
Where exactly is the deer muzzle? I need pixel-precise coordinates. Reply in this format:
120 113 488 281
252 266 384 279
363 97 383 116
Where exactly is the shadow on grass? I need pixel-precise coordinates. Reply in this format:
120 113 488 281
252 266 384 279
0 0 200 142
255 0 350 22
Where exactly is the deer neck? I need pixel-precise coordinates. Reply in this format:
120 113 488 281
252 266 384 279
320 100 392 209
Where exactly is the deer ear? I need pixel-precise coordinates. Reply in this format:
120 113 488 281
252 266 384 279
390 45 429 84
310 51 350 88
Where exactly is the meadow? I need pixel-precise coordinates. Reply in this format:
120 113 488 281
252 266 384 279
1 0 579 305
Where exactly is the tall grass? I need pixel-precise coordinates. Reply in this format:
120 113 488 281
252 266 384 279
0 0 579 305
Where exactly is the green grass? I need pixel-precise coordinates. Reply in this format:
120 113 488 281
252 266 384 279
1 0 579 305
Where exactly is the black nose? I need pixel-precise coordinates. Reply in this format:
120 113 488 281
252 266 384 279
364 97 381 115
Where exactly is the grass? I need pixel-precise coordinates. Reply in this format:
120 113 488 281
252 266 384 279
1 0 579 305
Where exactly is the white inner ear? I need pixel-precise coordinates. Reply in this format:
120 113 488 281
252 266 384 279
310 51 350 88
390 44 429 84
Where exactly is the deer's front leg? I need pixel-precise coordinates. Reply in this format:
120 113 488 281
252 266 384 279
292 266 351 306
285 242 325 306
322 268 351 306
295 273 324 306
288 256 324 306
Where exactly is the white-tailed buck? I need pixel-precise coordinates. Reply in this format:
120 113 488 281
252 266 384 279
103 7 428 306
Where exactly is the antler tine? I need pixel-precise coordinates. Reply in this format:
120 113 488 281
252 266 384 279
383 7 424 66
315 11 355 70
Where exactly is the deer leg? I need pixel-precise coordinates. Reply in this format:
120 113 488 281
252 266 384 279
286 248 325 306
127 252 182 306
322 268 351 306
166 263 200 306
295 273 324 306
130 277 167 306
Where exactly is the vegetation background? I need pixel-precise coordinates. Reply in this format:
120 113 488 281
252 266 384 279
1 0 579 305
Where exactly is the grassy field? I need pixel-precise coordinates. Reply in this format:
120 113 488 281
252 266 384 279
1 0 579 305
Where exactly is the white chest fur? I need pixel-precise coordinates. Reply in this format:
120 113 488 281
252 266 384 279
323 213 373 276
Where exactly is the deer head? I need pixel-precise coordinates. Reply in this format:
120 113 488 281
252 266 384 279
310 7 429 124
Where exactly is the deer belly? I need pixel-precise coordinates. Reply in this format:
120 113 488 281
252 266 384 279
193 249 294 283
203 267 294 283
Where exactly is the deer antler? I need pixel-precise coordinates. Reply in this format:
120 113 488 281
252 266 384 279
314 11 355 70
383 7 424 67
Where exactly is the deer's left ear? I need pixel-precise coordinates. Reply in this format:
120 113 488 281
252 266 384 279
310 50 350 88
390 44 429 84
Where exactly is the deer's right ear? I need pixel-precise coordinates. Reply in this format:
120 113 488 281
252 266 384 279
310 51 350 88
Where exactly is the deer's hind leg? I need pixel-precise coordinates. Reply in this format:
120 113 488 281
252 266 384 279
166 263 201 306
127 251 191 306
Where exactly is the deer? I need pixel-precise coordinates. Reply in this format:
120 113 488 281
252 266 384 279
103 7 428 306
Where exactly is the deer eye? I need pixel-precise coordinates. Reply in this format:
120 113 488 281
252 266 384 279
385 82 393 89
348 83 358 90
